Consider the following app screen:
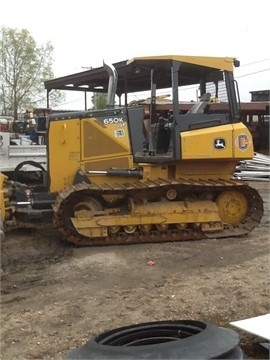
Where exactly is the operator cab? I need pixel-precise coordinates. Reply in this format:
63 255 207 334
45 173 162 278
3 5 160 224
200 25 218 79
122 56 241 163
45 55 242 165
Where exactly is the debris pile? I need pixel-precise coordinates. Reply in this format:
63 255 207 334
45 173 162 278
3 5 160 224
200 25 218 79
234 152 270 181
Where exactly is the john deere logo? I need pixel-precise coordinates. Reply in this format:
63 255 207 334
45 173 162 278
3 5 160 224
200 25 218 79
236 134 250 150
214 138 226 150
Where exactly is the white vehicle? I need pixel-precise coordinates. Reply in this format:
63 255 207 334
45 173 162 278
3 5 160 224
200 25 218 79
0 130 47 180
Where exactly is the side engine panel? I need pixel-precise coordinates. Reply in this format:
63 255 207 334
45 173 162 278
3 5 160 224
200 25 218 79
47 109 138 193
48 117 81 192
180 122 254 160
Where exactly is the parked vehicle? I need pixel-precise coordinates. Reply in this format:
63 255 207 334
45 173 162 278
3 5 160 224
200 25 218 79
0 55 264 245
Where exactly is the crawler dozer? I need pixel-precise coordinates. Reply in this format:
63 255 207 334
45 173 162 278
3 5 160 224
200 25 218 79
0 55 264 245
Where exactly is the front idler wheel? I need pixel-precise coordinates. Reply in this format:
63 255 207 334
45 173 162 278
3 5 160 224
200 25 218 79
216 190 249 225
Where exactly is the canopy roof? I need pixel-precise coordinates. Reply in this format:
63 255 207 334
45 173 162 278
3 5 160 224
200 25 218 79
44 55 237 96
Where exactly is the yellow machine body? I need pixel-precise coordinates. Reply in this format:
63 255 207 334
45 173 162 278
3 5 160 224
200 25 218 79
48 117 254 192
0 55 264 246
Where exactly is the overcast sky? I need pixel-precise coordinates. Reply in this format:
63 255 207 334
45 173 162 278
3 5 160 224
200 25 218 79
1 0 270 108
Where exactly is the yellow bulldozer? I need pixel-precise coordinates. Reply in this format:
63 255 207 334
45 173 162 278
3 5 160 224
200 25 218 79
0 55 264 245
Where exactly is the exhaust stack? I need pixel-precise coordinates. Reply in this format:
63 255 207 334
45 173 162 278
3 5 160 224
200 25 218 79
103 60 118 108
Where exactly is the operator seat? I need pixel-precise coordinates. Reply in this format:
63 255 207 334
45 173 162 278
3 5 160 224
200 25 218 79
187 93 211 114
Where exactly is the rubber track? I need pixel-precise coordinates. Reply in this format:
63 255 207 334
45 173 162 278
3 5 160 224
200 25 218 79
53 178 264 246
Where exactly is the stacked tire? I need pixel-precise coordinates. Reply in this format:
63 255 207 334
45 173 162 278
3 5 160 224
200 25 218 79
65 320 245 359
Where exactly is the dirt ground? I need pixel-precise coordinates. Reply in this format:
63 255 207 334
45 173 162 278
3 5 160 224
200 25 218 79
1 181 269 360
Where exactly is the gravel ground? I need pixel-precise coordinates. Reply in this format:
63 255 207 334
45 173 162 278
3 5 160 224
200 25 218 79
1 181 269 359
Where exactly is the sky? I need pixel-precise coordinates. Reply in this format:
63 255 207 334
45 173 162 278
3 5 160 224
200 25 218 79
1 0 270 109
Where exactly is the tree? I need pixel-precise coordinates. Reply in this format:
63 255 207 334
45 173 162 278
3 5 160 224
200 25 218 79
91 92 108 109
0 27 64 119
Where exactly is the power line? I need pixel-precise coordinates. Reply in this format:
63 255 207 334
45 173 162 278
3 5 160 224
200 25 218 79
236 68 270 78
240 58 270 67
54 96 86 108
